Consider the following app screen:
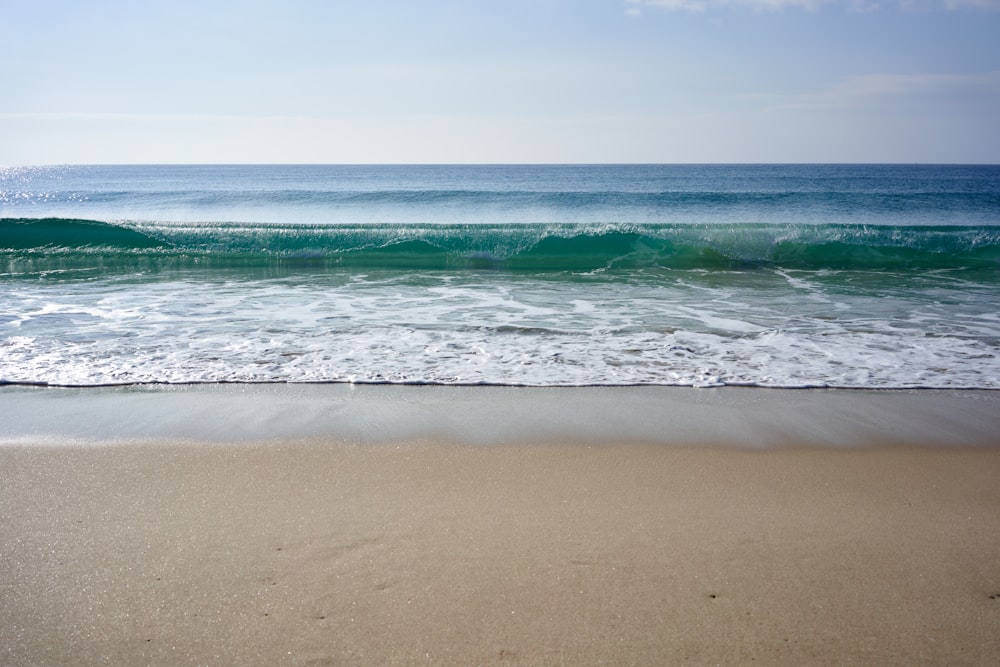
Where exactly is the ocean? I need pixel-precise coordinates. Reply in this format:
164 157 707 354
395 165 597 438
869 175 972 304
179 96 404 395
2 163 999 389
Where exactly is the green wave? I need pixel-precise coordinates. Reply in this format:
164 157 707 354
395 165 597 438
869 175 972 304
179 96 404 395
0 217 164 250
3 217 1000 276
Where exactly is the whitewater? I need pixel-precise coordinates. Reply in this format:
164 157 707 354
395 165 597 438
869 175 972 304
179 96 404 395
2 164 999 388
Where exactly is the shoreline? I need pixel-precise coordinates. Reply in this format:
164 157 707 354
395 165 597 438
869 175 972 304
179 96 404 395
3 384 1000 447
3 385 1000 664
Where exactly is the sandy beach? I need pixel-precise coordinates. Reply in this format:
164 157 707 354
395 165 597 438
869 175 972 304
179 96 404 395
2 387 1000 665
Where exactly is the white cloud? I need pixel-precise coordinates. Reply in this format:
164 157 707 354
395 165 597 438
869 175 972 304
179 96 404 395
625 0 1000 11
626 0 827 11
923 0 1000 8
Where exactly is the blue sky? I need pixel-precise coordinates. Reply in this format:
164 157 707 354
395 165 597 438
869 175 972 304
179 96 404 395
2 0 998 163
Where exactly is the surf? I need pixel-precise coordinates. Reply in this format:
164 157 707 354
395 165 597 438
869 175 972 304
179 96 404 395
4 217 1000 276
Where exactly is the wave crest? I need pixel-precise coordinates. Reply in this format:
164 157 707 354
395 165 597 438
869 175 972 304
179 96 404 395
4 217 1000 274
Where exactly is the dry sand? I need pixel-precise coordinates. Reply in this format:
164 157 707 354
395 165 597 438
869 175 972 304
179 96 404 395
3 438 1000 666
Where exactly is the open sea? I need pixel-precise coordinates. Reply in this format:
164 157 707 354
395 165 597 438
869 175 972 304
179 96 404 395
2 164 1000 389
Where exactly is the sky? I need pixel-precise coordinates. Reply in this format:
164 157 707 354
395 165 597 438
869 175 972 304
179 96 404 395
1 0 998 164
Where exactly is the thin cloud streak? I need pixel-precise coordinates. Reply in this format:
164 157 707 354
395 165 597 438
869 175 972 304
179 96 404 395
626 0 1000 12
761 70 1000 111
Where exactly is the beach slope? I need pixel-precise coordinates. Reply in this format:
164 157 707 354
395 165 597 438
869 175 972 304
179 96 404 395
2 387 1000 665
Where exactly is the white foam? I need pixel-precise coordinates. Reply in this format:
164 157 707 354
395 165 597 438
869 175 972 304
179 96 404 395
3 270 1000 389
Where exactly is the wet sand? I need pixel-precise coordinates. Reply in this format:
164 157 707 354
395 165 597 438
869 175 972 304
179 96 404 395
2 387 1000 664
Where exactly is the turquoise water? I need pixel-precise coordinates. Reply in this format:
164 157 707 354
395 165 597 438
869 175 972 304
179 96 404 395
2 164 999 388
